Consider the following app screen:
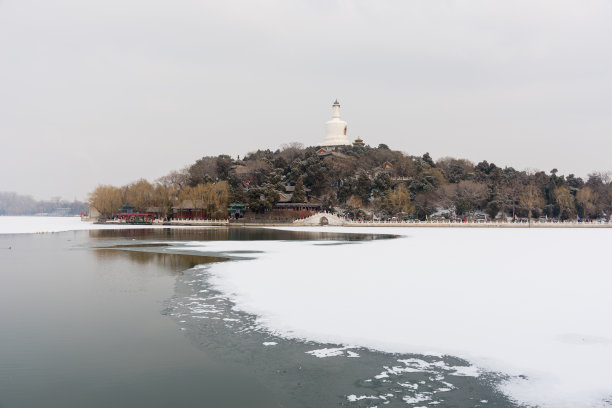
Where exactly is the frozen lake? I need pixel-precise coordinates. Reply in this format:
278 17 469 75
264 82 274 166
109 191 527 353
193 226 612 408
1 218 610 407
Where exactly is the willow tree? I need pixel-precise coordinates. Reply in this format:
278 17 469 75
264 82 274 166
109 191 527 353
89 185 122 218
180 182 230 219
551 185 575 220
152 184 174 219
210 181 230 218
124 179 154 212
576 186 599 218
388 184 412 217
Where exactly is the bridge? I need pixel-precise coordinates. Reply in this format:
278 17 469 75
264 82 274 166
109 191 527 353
293 213 347 226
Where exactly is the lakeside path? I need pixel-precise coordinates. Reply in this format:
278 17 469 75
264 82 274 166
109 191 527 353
220 221 612 228
157 220 612 228
84 216 612 229
344 222 612 228
290 213 612 228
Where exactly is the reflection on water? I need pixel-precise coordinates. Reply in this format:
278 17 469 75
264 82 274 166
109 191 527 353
93 249 226 272
0 228 515 408
89 227 396 242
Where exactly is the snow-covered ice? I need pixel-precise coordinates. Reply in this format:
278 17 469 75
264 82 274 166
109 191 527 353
0 216 160 234
181 227 612 408
6 216 611 406
0 216 213 234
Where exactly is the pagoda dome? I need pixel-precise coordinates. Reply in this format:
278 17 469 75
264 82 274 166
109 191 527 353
318 100 352 147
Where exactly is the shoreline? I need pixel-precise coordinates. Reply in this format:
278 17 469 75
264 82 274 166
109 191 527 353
84 214 612 229
147 220 612 228
345 222 612 228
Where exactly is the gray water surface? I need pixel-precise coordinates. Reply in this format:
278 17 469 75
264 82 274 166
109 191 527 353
0 228 518 408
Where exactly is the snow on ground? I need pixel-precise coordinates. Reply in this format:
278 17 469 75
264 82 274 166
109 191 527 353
0 216 183 234
180 227 612 408
0 216 133 234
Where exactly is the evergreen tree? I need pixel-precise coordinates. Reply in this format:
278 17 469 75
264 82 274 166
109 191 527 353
292 176 306 203
355 171 372 202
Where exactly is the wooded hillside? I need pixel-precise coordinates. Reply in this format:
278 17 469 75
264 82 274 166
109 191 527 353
90 143 612 221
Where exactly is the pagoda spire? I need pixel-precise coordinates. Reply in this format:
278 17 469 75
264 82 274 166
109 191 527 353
332 99 341 119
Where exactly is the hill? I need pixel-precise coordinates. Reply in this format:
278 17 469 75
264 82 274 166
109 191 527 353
89 143 612 222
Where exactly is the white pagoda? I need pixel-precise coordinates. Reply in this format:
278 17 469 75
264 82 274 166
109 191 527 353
318 99 351 147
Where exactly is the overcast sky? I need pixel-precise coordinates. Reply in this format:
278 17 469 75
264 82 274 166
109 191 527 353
1 0 611 200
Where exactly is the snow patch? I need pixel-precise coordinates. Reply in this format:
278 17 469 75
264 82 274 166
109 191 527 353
183 227 612 407
306 345 357 358
347 394 379 402
0 216 156 234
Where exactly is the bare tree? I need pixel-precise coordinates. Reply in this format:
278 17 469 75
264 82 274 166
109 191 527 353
455 180 488 217
588 172 612 218
435 157 475 183
576 186 599 219
435 184 458 217
279 142 305 163
519 183 545 225
156 168 190 189
188 157 218 185
603 185 612 221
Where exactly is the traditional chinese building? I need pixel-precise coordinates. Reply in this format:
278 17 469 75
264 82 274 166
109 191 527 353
228 203 246 219
172 200 207 219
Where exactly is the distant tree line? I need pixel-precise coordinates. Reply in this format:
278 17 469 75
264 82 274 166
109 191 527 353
0 192 87 216
89 143 612 221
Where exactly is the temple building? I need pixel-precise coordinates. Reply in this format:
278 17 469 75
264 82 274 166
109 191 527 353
318 99 352 147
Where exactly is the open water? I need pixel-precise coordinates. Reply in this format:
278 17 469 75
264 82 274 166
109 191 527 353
0 228 518 407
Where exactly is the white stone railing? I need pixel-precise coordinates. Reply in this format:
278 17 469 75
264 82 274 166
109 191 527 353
166 219 229 225
344 219 611 226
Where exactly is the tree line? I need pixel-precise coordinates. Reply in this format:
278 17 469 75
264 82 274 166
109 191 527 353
89 180 230 219
89 143 612 221
0 192 87 216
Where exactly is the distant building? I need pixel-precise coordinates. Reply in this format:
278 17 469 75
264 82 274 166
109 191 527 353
316 148 332 157
84 206 102 221
317 100 352 147
273 202 321 212
353 137 365 146
172 200 206 219
272 185 320 212
228 203 246 219
145 206 164 219
382 161 393 169
119 204 136 214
